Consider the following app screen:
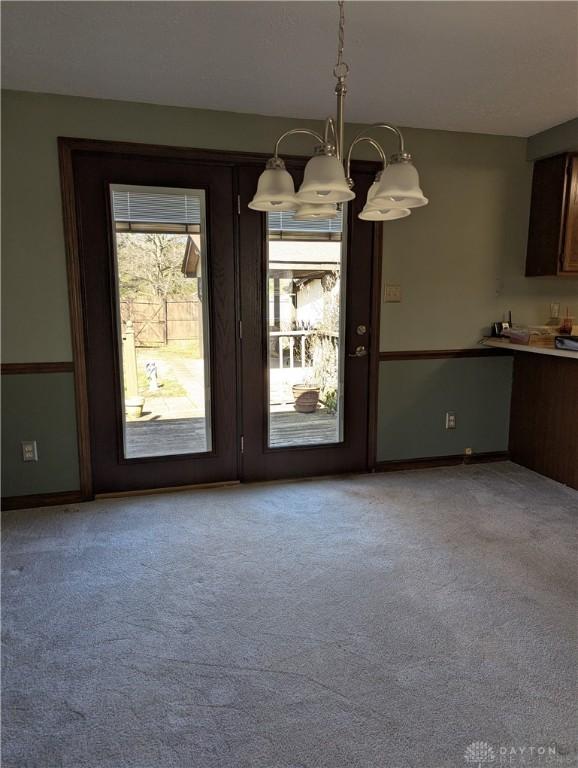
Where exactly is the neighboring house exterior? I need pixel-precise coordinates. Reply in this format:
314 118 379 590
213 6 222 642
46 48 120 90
267 210 343 334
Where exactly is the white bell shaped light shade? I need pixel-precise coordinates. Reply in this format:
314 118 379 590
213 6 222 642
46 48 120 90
372 160 428 209
248 167 298 212
294 202 338 220
296 154 355 204
364 179 380 209
359 206 411 222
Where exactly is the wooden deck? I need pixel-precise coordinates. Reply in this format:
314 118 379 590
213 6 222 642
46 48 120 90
124 409 338 458
269 410 338 447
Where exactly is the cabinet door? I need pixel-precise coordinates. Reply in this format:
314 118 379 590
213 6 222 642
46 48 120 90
562 156 578 273
525 154 567 276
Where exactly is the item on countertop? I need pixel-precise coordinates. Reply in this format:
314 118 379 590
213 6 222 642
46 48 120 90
502 326 530 344
492 321 511 337
501 325 558 347
555 335 578 351
527 326 558 347
559 309 574 335
491 310 513 338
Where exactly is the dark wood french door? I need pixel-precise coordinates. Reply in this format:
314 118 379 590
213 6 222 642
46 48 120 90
63 140 379 495
238 164 378 481
69 145 239 493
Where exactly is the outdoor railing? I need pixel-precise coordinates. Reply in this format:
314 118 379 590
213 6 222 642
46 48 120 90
269 330 338 369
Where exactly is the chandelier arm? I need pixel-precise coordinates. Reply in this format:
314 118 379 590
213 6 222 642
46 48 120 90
345 136 387 181
273 128 326 159
324 117 338 151
351 123 406 156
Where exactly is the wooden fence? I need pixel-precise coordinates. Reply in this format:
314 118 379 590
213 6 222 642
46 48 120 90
120 300 201 347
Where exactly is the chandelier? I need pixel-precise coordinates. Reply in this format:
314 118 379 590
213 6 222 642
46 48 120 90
249 1 428 221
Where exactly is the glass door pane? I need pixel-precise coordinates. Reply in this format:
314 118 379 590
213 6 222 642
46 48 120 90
110 185 211 458
266 208 347 448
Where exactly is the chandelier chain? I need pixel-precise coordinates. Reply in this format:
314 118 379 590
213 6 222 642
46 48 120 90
333 0 349 79
337 0 345 66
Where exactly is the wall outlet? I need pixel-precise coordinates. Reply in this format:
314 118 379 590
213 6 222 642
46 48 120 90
550 303 560 319
384 284 401 303
21 441 38 462
445 412 456 430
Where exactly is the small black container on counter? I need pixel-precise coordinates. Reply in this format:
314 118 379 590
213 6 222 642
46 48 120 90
555 336 578 351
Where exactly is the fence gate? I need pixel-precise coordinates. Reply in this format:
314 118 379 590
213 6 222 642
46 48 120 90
120 300 201 346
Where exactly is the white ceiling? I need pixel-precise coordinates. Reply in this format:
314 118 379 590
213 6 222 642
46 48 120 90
2 1 577 137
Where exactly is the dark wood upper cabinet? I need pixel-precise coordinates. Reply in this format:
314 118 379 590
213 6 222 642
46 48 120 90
526 152 578 276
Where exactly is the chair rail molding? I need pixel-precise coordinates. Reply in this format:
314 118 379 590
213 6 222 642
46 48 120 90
379 348 512 361
1 362 74 374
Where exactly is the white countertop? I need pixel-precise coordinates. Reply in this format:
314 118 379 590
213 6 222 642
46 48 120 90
483 338 578 360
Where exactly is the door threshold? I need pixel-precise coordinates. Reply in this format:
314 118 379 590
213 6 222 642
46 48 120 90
95 471 369 500
241 471 368 488
96 479 240 500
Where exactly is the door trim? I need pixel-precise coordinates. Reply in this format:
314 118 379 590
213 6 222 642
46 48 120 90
59 139 93 499
58 137 382 498
366 224 383 470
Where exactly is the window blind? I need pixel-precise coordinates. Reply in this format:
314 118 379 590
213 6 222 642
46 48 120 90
111 187 342 234
111 188 202 224
268 209 343 235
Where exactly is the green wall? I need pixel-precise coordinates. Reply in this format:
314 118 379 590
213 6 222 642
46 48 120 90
5 90 575 363
377 358 512 462
1 374 79 496
379 126 577 352
526 118 578 160
1 91 337 363
2 90 576 497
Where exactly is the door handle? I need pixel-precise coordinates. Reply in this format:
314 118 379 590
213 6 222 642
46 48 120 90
349 345 368 358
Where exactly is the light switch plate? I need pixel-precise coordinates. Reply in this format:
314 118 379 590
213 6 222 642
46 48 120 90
384 284 401 303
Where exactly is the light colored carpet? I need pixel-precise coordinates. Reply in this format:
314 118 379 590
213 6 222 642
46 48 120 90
2 462 577 768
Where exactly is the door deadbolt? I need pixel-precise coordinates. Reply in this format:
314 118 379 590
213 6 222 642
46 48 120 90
356 324 367 335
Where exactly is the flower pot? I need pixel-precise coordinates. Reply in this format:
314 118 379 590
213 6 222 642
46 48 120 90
125 396 145 419
292 385 320 413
